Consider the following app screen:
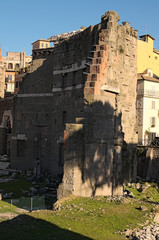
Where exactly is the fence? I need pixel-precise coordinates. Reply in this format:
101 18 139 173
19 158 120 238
6 195 56 214
138 139 151 146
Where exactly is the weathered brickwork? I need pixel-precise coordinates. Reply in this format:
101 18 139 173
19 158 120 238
0 97 13 154
11 11 138 198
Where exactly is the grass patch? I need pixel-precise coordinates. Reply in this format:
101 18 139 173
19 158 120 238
5 196 46 211
125 182 159 202
0 175 33 198
0 200 18 214
0 197 154 240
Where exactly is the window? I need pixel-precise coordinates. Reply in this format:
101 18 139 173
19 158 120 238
15 81 18 88
148 72 151 76
8 63 13 69
46 44 48 48
150 117 156 127
155 56 158 60
152 101 155 109
152 85 156 95
15 64 20 70
41 43 44 47
8 75 12 81
6 117 11 134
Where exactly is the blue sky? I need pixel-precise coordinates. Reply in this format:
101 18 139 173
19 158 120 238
0 0 159 56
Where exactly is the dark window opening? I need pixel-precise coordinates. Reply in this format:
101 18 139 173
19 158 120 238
15 64 20 70
6 117 11 134
15 81 18 88
8 63 13 69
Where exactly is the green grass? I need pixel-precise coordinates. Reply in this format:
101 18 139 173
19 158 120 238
5 196 46 211
0 175 48 198
0 200 18 214
0 175 33 198
125 182 159 202
0 197 154 240
0 177 157 239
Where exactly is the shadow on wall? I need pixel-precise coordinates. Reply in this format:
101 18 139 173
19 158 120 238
10 45 137 196
0 214 93 240
59 99 137 198
137 146 159 181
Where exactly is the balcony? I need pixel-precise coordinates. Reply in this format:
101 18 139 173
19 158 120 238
137 89 159 98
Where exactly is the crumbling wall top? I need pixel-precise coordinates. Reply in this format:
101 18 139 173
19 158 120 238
48 29 84 46
101 11 120 23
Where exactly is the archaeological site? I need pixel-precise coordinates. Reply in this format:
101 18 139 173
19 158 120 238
0 11 139 198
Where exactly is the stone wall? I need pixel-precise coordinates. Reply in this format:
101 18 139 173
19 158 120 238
0 97 13 155
11 11 138 197
59 11 138 198
137 146 159 181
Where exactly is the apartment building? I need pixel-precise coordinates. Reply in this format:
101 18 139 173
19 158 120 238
137 35 159 145
0 49 32 96
137 69 159 144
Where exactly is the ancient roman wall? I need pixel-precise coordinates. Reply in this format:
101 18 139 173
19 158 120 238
11 11 138 197
58 11 138 198
0 97 13 155
11 24 99 174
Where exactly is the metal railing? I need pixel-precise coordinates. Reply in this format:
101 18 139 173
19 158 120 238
138 138 152 146
6 195 57 214
137 89 159 98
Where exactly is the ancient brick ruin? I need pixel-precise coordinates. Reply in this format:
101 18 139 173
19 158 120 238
10 11 138 198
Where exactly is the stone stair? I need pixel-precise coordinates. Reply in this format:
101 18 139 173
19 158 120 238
84 43 109 103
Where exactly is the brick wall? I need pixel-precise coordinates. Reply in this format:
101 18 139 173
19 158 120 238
11 11 138 197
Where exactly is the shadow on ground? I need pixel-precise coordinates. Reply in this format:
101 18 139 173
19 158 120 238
0 214 93 240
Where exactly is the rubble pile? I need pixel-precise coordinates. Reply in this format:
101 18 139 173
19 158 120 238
131 224 159 240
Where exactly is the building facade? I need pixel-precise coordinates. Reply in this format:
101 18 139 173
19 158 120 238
0 49 32 155
32 39 50 50
137 34 159 76
137 35 159 145
0 50 32 96
137 69 159 145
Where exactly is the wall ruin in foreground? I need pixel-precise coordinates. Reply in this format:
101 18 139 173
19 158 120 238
11 11 138 198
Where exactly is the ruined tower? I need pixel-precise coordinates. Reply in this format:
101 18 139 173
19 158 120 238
11 11 138 197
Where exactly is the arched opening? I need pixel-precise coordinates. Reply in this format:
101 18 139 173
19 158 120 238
0 111 12 155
